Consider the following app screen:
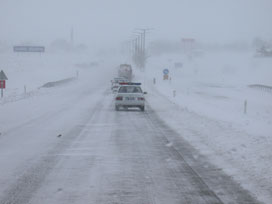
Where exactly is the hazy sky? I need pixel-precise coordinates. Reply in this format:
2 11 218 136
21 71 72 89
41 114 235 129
1 0 272 47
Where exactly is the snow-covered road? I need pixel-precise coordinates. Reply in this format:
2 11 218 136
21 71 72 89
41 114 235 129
0 81 261 203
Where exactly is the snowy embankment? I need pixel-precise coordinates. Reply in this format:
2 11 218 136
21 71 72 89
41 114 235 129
0 50 115 132
0 50 120 201
137 51 272 203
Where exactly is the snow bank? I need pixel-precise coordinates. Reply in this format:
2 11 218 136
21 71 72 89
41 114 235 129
138 51 272 203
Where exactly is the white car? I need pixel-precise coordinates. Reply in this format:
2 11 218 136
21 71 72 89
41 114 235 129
111 77 128 93
115 83 146 111
112 82 121 93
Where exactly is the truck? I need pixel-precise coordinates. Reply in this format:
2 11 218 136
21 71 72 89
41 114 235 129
118 64 133 81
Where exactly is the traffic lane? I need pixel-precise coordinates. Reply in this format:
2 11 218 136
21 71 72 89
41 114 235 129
100 104 260 204
25 95 123 204
143 104 262 204
27 97 116 204
0 88 108 204
27 99 224 204
111 109 224 204
0 91 261 204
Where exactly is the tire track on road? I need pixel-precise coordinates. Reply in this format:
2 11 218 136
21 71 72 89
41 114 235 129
0 92 108 204
144 104 262 204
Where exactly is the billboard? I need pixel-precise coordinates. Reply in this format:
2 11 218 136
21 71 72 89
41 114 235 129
181 38 196 53
13 46 45 52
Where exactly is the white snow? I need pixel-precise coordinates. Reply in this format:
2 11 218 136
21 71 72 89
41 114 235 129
0 49 119 201
1 48 272 203
137 50 272 203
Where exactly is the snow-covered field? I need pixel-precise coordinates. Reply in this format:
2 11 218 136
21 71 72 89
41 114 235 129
1 49 272 203
0 50 115 132
137 51 272 203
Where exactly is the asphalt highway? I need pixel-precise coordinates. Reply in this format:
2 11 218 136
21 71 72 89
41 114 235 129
0 89 261 204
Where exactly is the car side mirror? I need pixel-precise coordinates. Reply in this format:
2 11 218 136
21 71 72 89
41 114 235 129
143 92 147 94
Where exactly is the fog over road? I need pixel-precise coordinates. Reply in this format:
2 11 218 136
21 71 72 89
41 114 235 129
1 0 271 202
0 78 261 204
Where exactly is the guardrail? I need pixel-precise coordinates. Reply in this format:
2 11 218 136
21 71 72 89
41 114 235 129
248 84 272 93
41 77 76 88
0 77 77 105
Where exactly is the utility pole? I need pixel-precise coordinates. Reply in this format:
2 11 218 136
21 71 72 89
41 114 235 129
133 34 142 68
127 28 152 70
134 28 152 71
131 39 135 57
70 27 74 45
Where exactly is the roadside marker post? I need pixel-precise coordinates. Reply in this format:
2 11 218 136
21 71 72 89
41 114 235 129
153 78 156 84
244 100 247 114
173 90 176 97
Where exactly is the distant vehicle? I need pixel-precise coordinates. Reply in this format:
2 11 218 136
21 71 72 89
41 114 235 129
112 77 127 84
118 64 133 81
255 46 272 57
112 83 121 93
75 61 99 68
115 82 146 111
111 77 128 92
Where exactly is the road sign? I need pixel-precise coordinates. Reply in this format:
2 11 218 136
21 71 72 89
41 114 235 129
163 69 169 75
0 80 5 89
0 70 8 98
13 46 45 53
0 70 8 80
163 74 169 80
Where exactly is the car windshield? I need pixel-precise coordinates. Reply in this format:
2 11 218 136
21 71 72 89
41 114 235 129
118 86 142 93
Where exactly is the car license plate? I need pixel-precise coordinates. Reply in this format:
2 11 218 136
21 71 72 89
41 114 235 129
125 97 135 100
